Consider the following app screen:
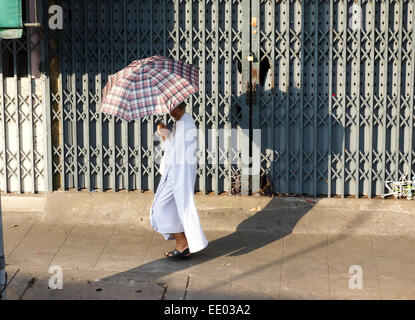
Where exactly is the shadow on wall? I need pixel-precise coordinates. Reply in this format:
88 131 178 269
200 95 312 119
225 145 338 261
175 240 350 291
225 48 344 197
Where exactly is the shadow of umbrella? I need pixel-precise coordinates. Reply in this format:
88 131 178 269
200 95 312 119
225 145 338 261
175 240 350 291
100 196 315 285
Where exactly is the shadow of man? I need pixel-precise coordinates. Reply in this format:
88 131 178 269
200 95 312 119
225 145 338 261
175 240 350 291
101 196 315 285
100 48 329 287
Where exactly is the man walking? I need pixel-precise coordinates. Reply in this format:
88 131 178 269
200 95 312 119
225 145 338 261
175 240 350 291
150 102 208 259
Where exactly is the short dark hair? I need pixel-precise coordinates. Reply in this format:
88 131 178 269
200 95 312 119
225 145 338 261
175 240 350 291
176 101 186 111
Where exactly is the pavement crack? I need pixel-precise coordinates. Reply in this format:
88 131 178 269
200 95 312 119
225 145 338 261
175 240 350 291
142 231 156 265
279 236 285 298
6 266 20 286
48 222 77 266
327 233 331 299
370 235 384 300
183 275 190 300
159 282 168 300
19 277 38 300
94 223 118 268
8 218 38 259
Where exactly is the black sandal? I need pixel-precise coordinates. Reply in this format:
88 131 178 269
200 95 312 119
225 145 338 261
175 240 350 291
165 247 191 259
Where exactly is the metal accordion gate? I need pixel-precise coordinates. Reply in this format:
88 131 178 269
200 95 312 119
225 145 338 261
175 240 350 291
44 0 252 195
1 0 414 198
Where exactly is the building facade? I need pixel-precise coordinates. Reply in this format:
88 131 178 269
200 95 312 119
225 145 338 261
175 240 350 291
1 0 414 198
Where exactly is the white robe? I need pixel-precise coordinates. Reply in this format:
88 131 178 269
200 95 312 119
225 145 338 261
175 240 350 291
149 112 208 253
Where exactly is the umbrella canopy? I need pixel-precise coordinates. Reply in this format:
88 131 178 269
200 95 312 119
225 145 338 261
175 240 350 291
101 55 199 121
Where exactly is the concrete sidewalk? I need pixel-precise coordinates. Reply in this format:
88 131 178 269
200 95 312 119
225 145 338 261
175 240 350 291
1 194 415 300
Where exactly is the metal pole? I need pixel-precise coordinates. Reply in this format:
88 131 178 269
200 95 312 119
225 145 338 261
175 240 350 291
0 191 6 300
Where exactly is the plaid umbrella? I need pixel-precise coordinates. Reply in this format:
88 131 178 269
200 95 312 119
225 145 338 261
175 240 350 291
100 55 199 121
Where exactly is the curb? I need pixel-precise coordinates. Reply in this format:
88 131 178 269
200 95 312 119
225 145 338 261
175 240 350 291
1 192 415 236
1 193 46 213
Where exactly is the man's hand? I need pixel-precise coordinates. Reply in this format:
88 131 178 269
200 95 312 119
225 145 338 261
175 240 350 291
157 122 170 141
